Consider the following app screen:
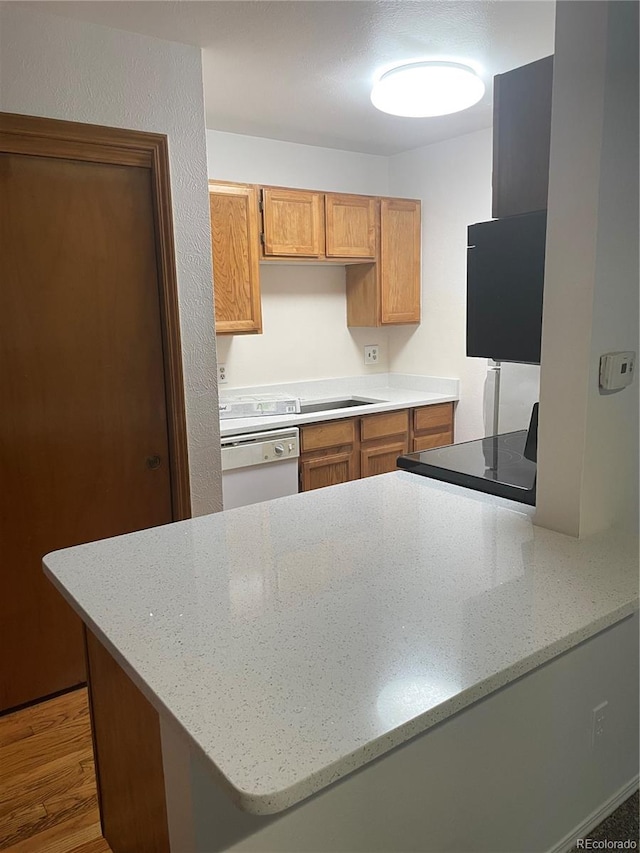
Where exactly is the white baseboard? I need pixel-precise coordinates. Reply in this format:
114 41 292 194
548 776 639 853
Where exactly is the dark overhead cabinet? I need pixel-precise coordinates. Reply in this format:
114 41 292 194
492 55 554 218
466 210 547 365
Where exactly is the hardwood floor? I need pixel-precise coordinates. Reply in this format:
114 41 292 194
0 688 111 853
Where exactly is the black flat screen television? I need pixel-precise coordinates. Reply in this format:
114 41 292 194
466 210 547 364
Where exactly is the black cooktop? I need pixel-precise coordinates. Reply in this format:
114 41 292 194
397 429 537 505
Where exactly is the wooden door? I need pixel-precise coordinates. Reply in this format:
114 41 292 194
209 182 262 334
325 194 376 258
380 198 421 324
261 188 324 257
0 143 178 710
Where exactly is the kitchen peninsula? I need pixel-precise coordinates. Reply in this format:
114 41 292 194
44 474 639 853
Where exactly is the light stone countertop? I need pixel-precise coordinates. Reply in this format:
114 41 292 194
219 373 459 436
43 474 638 815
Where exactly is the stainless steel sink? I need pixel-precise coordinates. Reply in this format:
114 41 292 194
299 398 381 414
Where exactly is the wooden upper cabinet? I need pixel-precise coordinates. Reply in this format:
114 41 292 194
346 196 421 327
325 194 376 258
261 188 324 257
492 56 553 218
209 181 262 335
380 198 421 324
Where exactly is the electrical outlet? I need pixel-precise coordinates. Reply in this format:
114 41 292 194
218 363 228 385
591 700 608 747
364 345 380 365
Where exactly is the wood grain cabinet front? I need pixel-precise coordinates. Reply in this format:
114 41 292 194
210 180 421 331
360 410 409 478
300 450 358 492
346 197 421 327
299 419 358 492
325 194 376 259
261 188 377 261
209 181 262 334
261 188 325 257
411 402 454 451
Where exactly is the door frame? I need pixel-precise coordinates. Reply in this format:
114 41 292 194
0 112 191 520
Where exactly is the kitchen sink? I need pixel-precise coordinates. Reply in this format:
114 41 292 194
299 398 382 415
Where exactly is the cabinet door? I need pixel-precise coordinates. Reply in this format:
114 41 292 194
325 194 376 258
380 198 421 324
300 450 357 491
361 440 409 478
492 56 553 218
209 182 262 334
262 188 324 257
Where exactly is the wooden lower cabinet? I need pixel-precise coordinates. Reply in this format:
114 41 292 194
411 402 454 452
85 629 170 853
300 450 358 491
299 404 452 492
361 440 409 478
360 410 409 478
299 418 358 492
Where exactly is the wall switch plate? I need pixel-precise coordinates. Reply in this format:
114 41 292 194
364 345 379 365
218 363 228 385
599 351 635 391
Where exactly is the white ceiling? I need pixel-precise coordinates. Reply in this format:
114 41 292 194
35 1 556 156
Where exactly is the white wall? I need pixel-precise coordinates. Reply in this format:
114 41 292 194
0 3 222 516
207 129 391 387
209 127 541 442
386 130 540 443
536 0 639 537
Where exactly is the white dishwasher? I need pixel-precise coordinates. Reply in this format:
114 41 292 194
221 427 300 510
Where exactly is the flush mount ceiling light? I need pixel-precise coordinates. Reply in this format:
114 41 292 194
370 61 485 118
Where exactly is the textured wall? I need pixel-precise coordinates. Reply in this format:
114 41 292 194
536 0 639 536
207 129 391 388
0 4 222 515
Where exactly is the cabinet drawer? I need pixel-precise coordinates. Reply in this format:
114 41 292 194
301 419 356 452
360 410 408 442
412 431 453 452
413 403 453 434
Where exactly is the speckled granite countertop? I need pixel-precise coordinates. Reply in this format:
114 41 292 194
219 373 458 437
43 474 638 815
